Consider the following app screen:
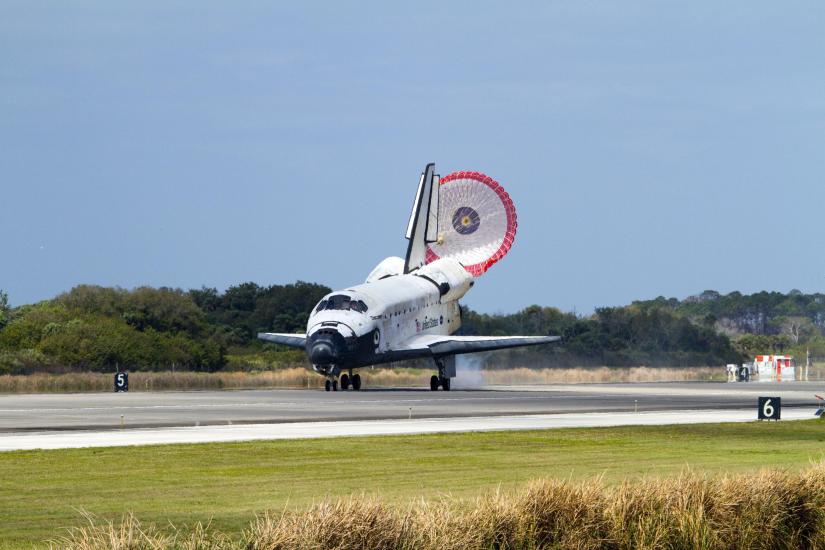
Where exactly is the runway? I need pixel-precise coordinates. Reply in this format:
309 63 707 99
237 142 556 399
0 381 821 451
0 408 816 451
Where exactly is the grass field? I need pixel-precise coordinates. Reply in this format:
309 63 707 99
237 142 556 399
1 420 825 548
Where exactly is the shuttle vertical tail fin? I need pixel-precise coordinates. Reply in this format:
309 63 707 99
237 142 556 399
404 163 440 273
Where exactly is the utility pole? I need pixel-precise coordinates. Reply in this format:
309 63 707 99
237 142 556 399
806 347 810 381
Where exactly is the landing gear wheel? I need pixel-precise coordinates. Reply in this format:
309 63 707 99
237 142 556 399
352 373 362 391
332 380 338 392
340 373 349 390
325 380 331 392
433 357 453 391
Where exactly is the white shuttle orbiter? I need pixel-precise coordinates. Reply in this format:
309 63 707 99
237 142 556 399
259 163 559 391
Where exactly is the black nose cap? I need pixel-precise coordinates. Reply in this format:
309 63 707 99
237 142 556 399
310 342 335 365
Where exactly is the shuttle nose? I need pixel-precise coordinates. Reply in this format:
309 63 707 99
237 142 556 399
310 341 336 365
308 325 353 367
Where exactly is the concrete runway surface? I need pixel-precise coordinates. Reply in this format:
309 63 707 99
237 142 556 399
0 381 821 451
0 408 816 451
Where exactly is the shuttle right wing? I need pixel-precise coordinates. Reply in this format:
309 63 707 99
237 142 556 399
396 334 560 358
257 332 307 349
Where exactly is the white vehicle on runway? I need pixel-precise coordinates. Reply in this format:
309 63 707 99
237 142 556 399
259 164 559 391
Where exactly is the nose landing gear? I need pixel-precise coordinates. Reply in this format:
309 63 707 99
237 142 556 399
324 378 338 392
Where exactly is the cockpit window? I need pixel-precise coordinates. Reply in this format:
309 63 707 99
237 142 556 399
316 295 368 313
326 295 350 310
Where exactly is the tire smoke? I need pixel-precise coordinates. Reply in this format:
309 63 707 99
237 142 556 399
452 354 487 389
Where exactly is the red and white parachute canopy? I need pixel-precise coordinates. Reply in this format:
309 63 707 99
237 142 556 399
425 171 517 277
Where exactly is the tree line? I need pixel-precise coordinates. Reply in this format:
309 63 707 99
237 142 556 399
632 289 825 360
461 304 741 368
0 283 329 374
3 284 822 374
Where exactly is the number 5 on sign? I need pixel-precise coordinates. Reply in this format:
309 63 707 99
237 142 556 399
114 372 129 393
758 396 780 420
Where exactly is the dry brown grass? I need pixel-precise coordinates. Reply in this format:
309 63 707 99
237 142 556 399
49 512 236 550
51 464 825 550
482 366 725 385
0 368 428 394
0 366 736 394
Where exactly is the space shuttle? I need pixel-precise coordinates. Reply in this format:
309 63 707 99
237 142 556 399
258 163 559 391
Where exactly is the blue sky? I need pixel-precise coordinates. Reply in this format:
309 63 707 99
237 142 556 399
2 2 824 314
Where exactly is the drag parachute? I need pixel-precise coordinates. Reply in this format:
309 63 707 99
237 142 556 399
425 171 517 277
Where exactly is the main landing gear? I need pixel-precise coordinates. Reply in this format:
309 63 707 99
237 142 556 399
429 375 450 391
430 358 452 391
329 370 362 392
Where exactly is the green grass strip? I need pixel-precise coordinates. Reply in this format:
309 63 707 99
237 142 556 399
1 420 824 548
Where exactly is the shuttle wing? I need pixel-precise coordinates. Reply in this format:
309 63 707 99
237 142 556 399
397 334 560 357
257 333 307 348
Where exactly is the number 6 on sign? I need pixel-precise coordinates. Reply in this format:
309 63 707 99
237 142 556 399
758 396 780 420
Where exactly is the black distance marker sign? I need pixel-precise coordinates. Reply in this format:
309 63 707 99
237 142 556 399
114 372 129 392
758 396 780 420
